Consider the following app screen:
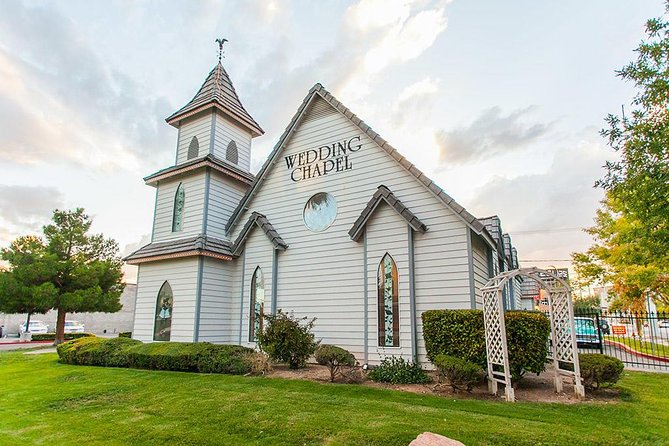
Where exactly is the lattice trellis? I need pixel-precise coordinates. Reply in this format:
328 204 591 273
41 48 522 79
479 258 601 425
482 268 585 402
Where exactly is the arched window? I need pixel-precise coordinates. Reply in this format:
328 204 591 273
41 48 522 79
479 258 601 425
172 183 185 232
377 253 399 347
187 136 199 160
248 267 265 341
226 140 238 164
154 281 173 341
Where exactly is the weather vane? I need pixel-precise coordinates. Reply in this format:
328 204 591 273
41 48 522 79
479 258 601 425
215 38 228 63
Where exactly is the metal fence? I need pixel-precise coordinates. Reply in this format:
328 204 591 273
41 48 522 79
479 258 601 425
572 311 669 370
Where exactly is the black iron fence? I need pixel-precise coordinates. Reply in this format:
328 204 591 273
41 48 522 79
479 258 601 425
572 311 669 370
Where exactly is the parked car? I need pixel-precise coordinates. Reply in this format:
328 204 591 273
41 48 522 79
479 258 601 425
658 320 669 330
574 317 601 348
19 320 49 334
64 320 85 333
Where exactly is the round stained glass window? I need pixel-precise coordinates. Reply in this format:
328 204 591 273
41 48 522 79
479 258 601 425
303 192 337 232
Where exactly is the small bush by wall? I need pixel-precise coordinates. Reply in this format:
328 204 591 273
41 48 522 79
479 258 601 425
579 354 624 390
433 354 485 391
118 332 132 338
422 309 551 380
368 356 430 384
31 332 94 342
315 344 356 382
257 310 318 369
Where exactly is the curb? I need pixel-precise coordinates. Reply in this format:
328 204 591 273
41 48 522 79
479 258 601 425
604 339 669 363
0 340 54 346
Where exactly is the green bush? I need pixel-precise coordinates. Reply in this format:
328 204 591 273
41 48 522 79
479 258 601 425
368 356 430 384
118 332 132 338
579 354 624 390
32 332 94 341
315 344 357 382
422 310 486 366
257 310 318 369
126 342 253 374
422 309 551 381
505 311 551 380
57 338 254 375
433 354 485 391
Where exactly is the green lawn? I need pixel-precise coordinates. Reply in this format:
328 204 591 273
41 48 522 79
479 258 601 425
1 351 668 446
605 336 669 357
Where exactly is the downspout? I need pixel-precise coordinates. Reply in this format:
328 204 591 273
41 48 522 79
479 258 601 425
408 225 418 363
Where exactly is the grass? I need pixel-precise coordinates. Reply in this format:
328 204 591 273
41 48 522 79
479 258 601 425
605 336 669 357
0 352 668 446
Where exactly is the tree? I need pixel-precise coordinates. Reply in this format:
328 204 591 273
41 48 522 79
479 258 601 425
0 209 125 344
573 4 669 310
0 236 58 333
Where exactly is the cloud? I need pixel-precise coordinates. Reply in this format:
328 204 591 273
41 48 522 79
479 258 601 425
467 139 610 265
0 185 64 245
436 106 553 164
0 2 173 171
391 77 440 127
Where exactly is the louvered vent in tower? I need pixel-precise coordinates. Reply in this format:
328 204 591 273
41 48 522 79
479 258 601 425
187 136 199 160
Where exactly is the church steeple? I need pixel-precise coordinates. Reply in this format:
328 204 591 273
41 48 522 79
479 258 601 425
165 62 264 137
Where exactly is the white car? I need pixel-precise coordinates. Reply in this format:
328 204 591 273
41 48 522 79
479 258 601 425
64 320 85 333
658 320 669 330
19 320 49 334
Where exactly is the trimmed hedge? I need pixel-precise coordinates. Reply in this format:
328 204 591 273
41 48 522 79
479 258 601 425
31 332 94 341
118 332 132 338
579 354 624 390
422 309 551 381
57 337 141 367
57 337 255 375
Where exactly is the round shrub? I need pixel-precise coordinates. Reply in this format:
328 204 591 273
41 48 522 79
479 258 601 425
257 310 318 369
579 354 624 390
434 354 485 391
368 356 430 384
315 344 356 382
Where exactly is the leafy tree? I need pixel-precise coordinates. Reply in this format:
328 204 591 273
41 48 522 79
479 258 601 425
573 5 669 309
572 294 601 314
0 209 124 344
0 236 58 332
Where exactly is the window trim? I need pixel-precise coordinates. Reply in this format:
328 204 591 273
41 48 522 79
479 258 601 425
377 253 399 347
153 281 173 342
172 183 185 232
248 266 265 342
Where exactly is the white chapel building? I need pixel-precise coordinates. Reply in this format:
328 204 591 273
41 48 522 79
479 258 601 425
126 58 522 365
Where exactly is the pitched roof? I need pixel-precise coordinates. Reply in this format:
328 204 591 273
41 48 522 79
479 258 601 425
231 212 288 256
348 185 428 242
123 234 233 265
166 63 264 137
143 153 254 187
226 83 492 246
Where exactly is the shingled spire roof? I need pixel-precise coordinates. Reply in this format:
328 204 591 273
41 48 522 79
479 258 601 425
166 63 264 137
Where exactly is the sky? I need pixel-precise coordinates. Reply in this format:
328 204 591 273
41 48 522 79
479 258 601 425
0 0 661 283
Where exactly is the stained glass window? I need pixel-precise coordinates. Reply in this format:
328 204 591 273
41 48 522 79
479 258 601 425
303 192 337 232
154 281 173 341
377 253 399 347
248 267 265 341
172 183 185 232
226 140 238 164
188 136 199 160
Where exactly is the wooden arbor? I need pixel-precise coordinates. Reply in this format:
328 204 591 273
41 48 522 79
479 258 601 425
481 267 585 402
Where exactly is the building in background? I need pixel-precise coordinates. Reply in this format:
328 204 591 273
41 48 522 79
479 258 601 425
0 284 137 336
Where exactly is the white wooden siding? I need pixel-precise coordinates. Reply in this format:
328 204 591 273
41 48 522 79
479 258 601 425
471 233 491 308
213 112 252 171
152 174 206 243
366 202 412 365
239 227 274 348
198 257 239 343
176 113 212 164
230 99 471 365
206 171 249 239
132 258 199 342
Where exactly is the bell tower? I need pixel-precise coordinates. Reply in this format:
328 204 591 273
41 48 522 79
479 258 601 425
126 41 263 343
